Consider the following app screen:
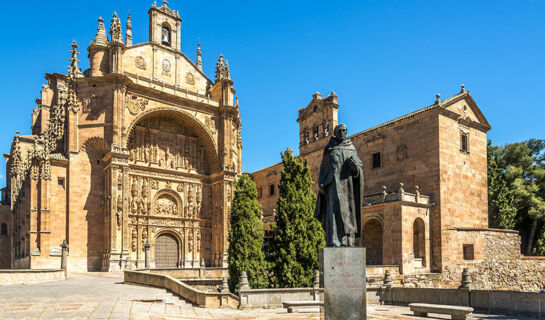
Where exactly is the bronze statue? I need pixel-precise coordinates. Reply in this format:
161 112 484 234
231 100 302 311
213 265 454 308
315 124 364 247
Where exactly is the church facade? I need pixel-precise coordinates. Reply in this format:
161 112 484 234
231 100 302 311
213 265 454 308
0 2 241 271
251 89 495 274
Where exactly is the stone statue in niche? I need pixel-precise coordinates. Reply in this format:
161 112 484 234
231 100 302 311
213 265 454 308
188 230 193 252
196 230 201 253
144 146 150 164
141 228 148 249
315 123 364 247
131 228 137 251
117 170 123 190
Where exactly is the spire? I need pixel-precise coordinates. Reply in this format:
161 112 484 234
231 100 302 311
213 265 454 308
90 17 108 47
215 54 231 83
126 14 133 46
68 40 83 79
196 42 202 71
110 12 123 43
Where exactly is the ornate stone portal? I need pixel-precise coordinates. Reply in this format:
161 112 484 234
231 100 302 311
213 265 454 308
122 117 213 268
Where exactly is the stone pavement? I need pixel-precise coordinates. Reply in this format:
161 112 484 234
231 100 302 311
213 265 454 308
0 272 533 319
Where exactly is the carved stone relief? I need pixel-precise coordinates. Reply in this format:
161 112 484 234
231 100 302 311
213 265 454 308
185 72 195 85
126 95 149 115
135 56 147 70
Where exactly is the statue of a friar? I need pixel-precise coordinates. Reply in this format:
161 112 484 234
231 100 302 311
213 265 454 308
315 123 364 247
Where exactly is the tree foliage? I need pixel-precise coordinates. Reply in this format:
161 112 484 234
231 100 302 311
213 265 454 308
267 148 325 287
228 174 268 293
488 139 545 255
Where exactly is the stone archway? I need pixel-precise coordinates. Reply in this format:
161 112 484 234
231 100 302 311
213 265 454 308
413 218 426 266
363 219 383 265
155 233 180 268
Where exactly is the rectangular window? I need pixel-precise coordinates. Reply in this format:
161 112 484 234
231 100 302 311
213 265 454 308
257 187 263 199
463 244 474 260
372 152 381 168
269 184 275 196
461 132 469 153
58 178 65 188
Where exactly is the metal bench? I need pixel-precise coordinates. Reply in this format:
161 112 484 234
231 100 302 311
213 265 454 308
409 303 474 320
282 300 323 313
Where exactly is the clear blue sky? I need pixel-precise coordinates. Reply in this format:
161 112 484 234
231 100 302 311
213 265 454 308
0 0 544 186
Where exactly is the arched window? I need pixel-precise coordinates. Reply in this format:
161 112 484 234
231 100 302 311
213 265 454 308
0 223 7 235
161 24 171 46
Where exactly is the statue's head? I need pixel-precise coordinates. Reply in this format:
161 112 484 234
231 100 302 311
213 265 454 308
334 123 347 141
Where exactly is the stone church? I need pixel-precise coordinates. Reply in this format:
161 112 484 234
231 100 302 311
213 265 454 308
0 1 242 271
251 89 498 274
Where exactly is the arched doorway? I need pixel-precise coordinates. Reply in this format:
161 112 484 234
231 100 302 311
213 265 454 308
363 219 383 265
413 218 426 266
155 233 180 268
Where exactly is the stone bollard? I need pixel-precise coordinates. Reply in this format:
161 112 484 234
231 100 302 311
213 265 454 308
221 277 229 293
61 240 68 279
199 258 205 278
380 270 393 305
313 270 320 301
383 270 393 288
144 240 151 269
239 271 250 291
459 268 472 289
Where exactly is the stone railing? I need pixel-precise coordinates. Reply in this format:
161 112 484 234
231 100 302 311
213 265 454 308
363 183 431 206
124 270 238 308
0 269 65 285
146 267 228 280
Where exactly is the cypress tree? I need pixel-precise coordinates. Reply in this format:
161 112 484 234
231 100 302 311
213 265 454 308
228 174 268 293
268 148 325 287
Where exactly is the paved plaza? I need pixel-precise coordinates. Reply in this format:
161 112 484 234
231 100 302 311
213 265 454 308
0 273 533 320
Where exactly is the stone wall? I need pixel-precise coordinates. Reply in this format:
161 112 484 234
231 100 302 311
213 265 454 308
124 270 238 308
0 269 65 285
440 228 545 292
380 287 545 318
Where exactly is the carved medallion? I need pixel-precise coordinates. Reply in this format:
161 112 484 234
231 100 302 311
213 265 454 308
126 95 149 115
135 56 147 70
162 59 171 72
185 72 195 85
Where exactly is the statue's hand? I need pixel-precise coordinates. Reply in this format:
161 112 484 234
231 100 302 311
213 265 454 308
348 157 360 175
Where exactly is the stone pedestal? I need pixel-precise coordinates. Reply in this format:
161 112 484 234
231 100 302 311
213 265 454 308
322 247 366 320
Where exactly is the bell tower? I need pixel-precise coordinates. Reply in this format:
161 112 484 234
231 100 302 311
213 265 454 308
297 92 339 156
148 1 182 51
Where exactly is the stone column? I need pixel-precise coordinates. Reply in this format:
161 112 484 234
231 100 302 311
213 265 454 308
144 240 151 269
61 240 68 278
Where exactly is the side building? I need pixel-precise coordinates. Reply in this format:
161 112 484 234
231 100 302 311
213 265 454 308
0 2 242 271
252 88 495 274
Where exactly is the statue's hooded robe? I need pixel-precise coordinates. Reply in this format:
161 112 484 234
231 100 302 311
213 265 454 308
315 136 364 247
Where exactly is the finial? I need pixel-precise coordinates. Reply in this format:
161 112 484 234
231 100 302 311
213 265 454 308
163 0 169 5
68 40 82 79
435 93 441 104
126 14 133 46
460 84 466 93
110 11 123 43
90 17 108 47
196 42 202 71
215 54 230 83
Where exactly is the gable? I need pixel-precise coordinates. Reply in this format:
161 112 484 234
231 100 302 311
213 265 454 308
123 43 211 95
444 94 491 130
